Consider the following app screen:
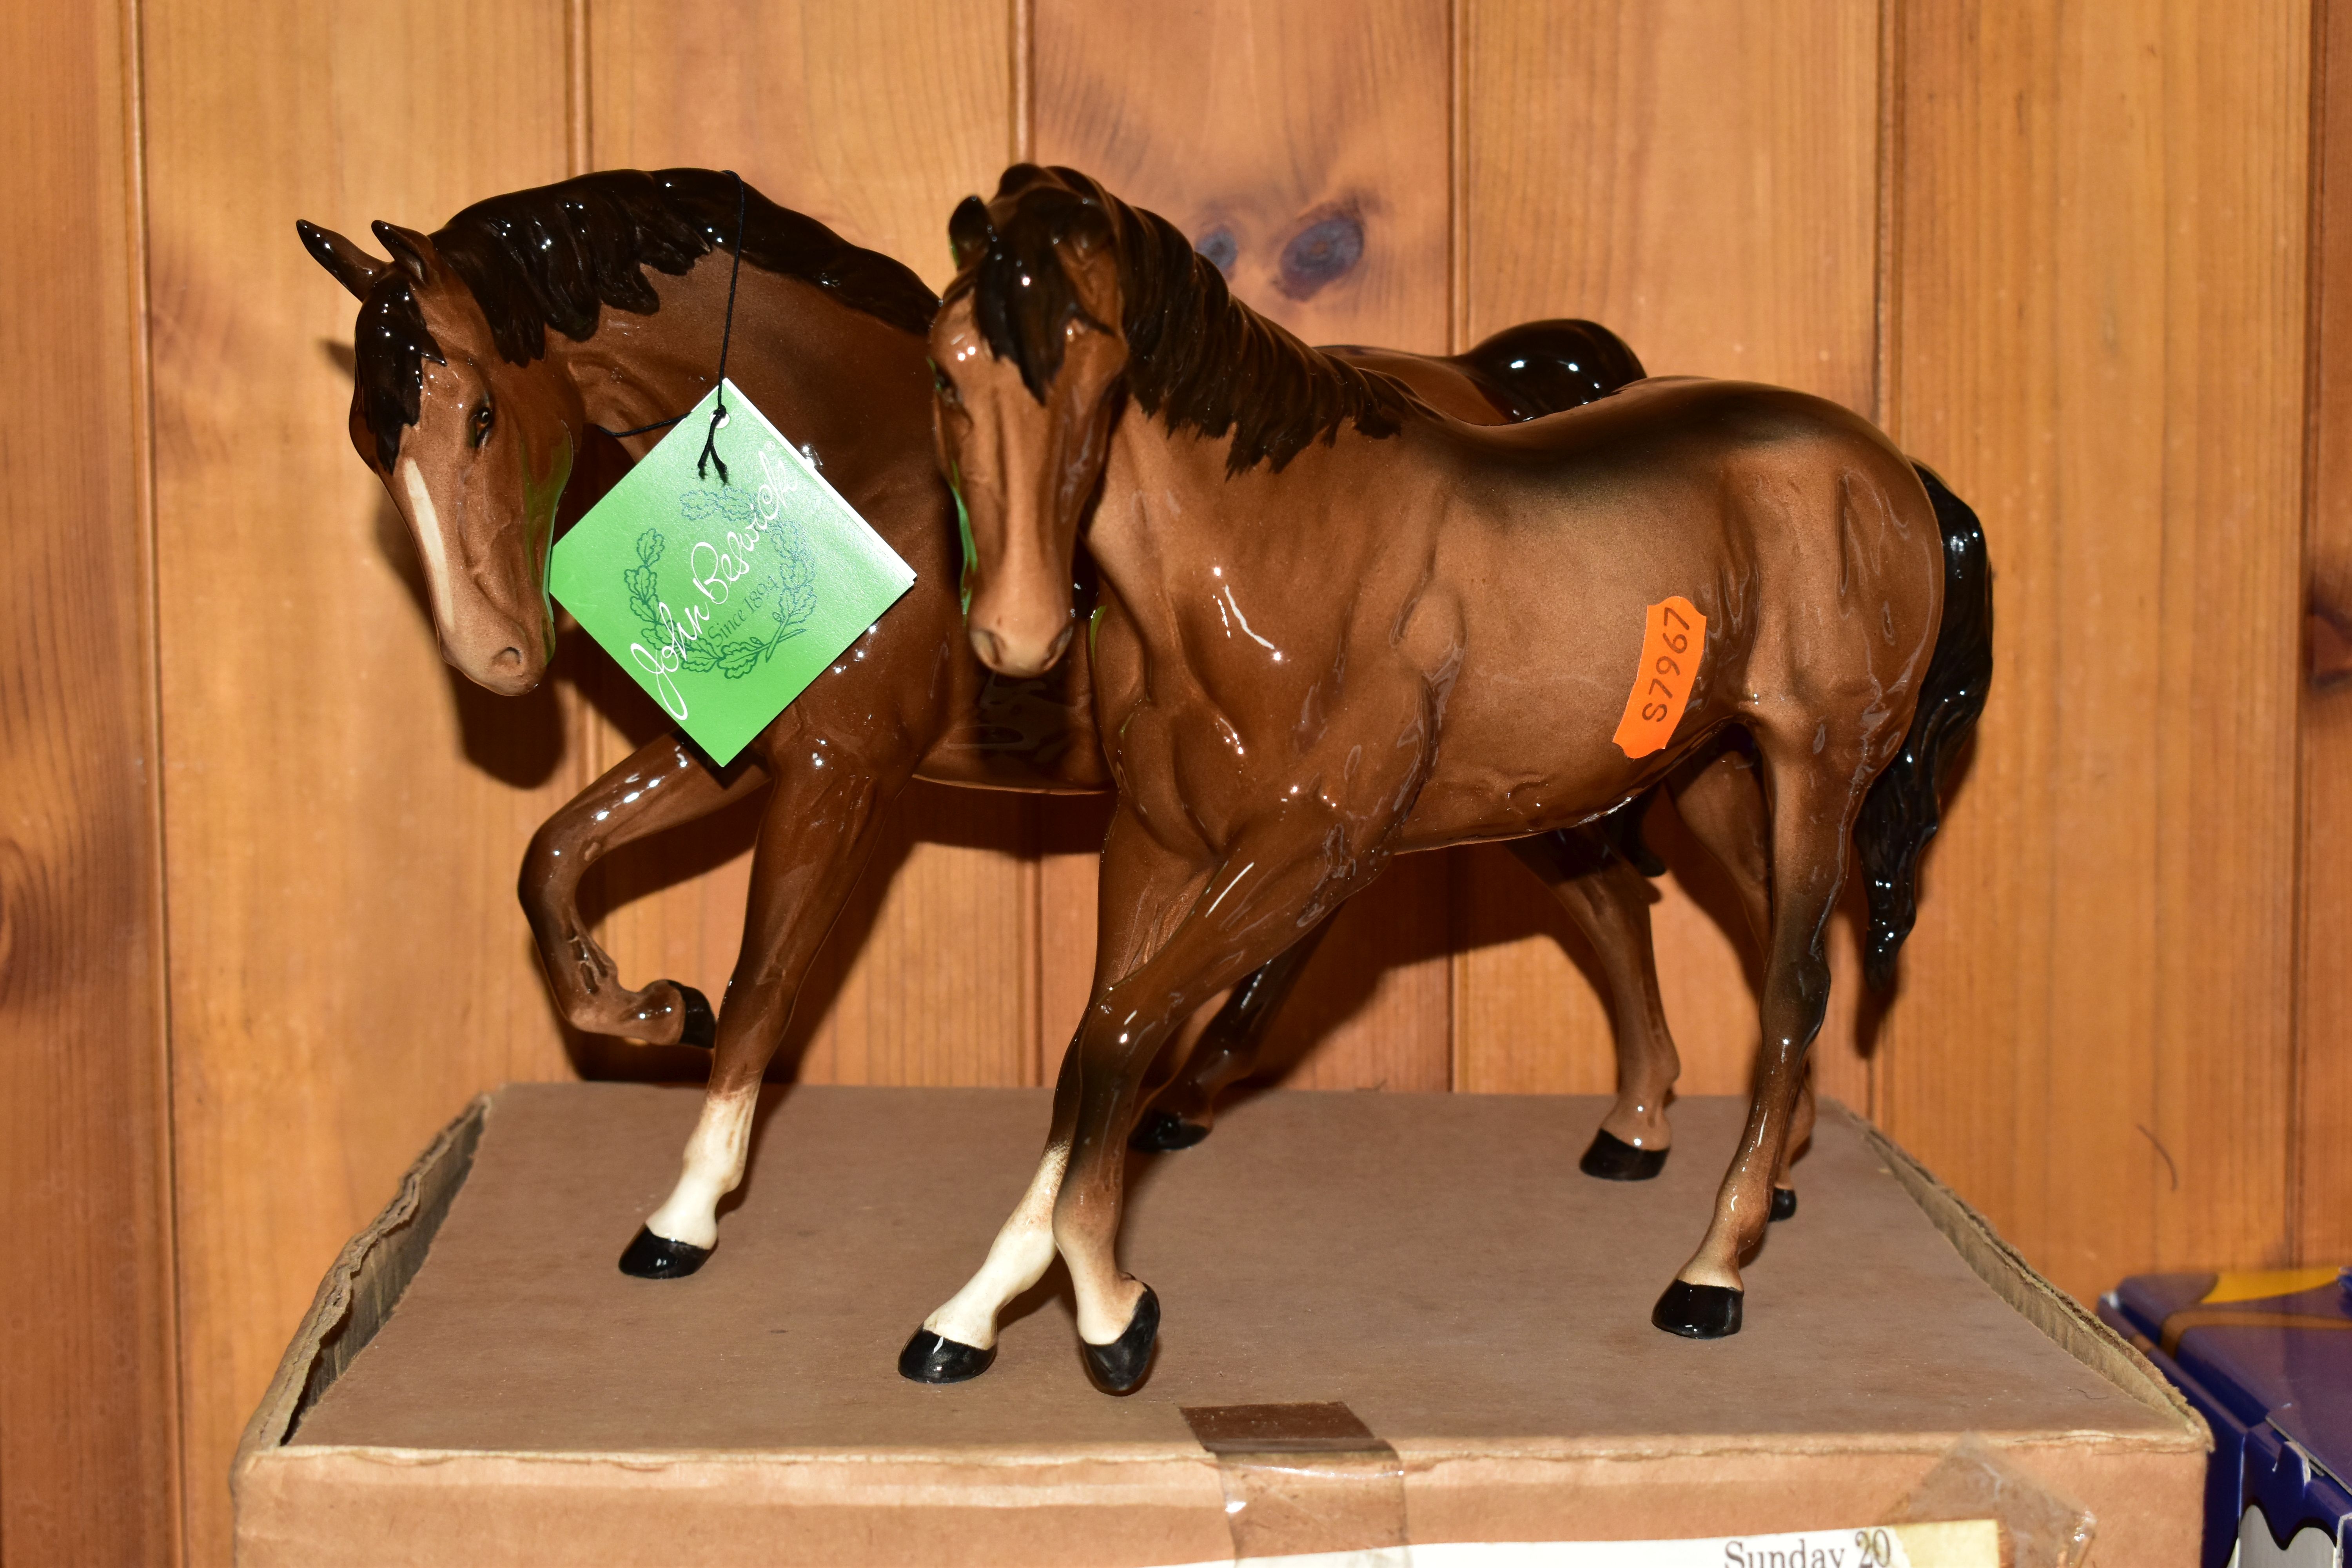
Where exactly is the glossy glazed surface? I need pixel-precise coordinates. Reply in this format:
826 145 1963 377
299 171 1711 1274
926 166 1990 1366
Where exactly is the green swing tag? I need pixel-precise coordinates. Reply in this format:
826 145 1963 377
549 381 916 764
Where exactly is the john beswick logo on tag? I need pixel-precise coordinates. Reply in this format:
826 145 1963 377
548 379 916 766
624 449 820 721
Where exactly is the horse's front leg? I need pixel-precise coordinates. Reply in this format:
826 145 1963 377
903 805 1207 1381
1508 826 1681 1178
622 744 905 1278
1128 917 1334 1152
1654 726 1867 1338
1053 830 1380 1393
909 812 1374 1392
520 735 769 1047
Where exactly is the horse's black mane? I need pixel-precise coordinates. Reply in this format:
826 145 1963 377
355 169 939 468
949 165 1420 475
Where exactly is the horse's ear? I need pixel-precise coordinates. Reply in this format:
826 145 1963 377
949 196 996 270
1058 202 1113 260
1057 207 1122 330
370 220 435 286
296 220 389 299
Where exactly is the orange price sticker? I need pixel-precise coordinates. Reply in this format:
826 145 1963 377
1611 595 1708 759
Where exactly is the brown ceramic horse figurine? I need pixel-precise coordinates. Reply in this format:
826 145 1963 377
911 166 1991 1388
295 168 1771 1287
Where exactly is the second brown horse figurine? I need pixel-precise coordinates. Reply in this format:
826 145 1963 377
297 170 1780 1287
914 166 1991 1387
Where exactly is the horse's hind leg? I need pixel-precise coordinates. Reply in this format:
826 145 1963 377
1668 742 1773 949
1668 742 1808 1221
1654 727 1870 1339
623 746 904 1278
1506 828 1679 1178
521 735 769 1048
1129 918 1334 1152
1771 1075 1816 1220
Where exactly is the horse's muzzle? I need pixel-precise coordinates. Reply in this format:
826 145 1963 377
448 635 546 696
969 621 1073 679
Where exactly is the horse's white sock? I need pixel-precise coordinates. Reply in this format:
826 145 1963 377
644 1087 757 1249
924 1144 1069 1349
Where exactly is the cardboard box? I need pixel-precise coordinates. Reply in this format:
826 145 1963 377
235 1086 2205 1566
2100 1269 2350 1567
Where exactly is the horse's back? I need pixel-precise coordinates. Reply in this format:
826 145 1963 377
1447 376 1935 602
1397 378 1942 841
1448 376 1906 483
1540 380 1942 717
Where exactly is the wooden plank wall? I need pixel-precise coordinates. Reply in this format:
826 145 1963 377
2301 0 2352 1267
1885 0 2307 1306
0 3 180 1565
139 5 587 1559
1 3 2341 1564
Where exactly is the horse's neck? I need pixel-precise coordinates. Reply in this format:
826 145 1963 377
556 260 933 501
1091 421 1267 601
1091 409 1437 627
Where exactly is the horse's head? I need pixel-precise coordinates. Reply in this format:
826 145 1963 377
298 218 580 696
933 167 1131 678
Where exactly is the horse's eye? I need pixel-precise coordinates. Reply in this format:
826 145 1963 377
470 402 495 448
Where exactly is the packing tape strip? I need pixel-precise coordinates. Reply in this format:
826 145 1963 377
1181 1402 1410 1564
1881 1434 2094 1568
1171 1416 2040 1568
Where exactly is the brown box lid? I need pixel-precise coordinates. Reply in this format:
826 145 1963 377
234 1085 2205 1566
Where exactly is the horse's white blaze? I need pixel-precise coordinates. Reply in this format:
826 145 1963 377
644 1087 758 1249
923 1143 1069 1349
397 457 459 636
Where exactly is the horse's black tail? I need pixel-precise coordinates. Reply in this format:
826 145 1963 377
1855 463 1993 991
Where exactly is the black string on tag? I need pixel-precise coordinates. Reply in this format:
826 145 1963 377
590 169 748 486
693 172 747 484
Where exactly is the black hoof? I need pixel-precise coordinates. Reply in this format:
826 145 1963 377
668 982 716 1050
1580 1128 1668 1181
618 1225 712 1279
1770 1187 1798 1222
1130 1110 1211 1152
1082 1286 1160 1394
1652 1279 1743 1339
899 1327 996 1383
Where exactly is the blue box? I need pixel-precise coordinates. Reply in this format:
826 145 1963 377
2100 1268 2350 1568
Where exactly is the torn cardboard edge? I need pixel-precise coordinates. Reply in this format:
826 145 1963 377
238 1094 489 1461
1848 1117 2207 1453
240 1095 2200 1465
